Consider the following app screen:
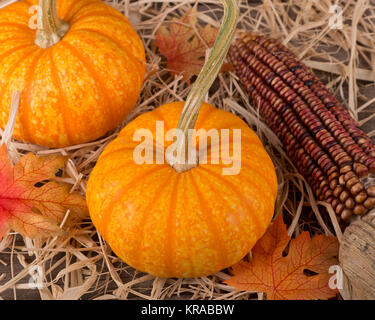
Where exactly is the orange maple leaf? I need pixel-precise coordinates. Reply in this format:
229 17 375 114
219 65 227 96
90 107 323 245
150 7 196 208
225 215 339 300
156 8 219 83
0 145 88 240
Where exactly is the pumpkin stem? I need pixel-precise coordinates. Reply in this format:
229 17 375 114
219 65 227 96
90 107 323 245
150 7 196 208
35 0 69 49
165 0 239 173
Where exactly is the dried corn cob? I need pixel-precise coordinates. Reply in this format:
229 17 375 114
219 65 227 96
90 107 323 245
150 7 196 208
229 33 375 221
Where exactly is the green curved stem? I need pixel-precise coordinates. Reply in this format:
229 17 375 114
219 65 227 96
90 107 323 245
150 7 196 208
166 0 239 172
35 0 69 49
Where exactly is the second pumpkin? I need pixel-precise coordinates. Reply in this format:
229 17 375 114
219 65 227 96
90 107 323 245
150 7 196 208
0 0 146 147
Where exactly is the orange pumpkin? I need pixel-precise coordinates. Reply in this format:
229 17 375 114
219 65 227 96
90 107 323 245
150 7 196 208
0 0 145 147
86 101 278 278
87 0 277 278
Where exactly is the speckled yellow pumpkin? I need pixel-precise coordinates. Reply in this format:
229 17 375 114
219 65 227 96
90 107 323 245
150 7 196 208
0 0 145 147
86 102 278 278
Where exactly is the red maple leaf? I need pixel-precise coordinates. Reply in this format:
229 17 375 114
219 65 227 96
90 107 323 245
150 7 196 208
225 215 339 300
0 145 88 240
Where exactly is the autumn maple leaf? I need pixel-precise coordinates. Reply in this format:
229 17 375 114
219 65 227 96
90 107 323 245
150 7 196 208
225 215 339 300
0 145 88 240
156 8 219 83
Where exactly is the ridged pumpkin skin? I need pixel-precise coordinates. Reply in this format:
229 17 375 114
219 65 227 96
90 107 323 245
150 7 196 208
86 102 278 278
0 0 145 147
